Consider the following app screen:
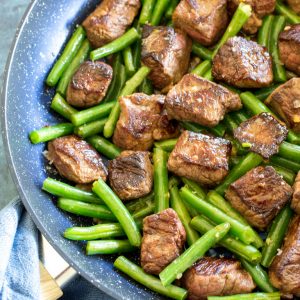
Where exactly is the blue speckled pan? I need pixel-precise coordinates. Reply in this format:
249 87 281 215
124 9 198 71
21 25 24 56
1 1 164 299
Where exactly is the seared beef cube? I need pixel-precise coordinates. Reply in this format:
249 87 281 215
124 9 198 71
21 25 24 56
292 171 300 214
141 208 186 275
225 166 292 230
228 0 275 34
212 37 273 88
182 257 256 300
47 135 107 184
172 0 228 46
168 131 231 186
269 215 300 297
82 0 140 48
66 61 113 108
165 74 242 127
141 25 192 92
266 78 300 132
287 0 300 13
113 93 179 151
279 25 300 76
234 113 288 159
108 151 153 201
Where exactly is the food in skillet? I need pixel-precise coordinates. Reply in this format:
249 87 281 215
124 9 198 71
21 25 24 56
29 0 300 299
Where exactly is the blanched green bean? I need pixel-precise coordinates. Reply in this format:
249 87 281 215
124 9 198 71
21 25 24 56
74 118 107 138
86 240 135 255
50 93 78 121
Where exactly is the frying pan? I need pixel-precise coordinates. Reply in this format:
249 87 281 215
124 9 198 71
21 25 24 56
1 1 164 299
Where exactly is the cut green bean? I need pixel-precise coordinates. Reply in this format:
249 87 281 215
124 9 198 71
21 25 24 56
181 187 255 245
203 68 213 81
42 178 101 203
114 256 188 300
191 60 212 77
154 148 169 213
212 3 252 57
103 66 151 138
165 0 179 19
46 26 86 86
150 0 169 26
253 84 280 101
279 141 300 163
132 39 142 70
122 46 136 77
215 152 263 195
29 123 74 144
270 155 300 173
170 184 200 246
208 292 280 300
269 16 287 83
93 179 141 247
258 15 274 48
90 28 140 61
74 118 107 138
271 164 295 185
139 78 154 95
154 138 178 152
57 198 116 221
159 222 231 286
71 102 114 127
87 135 121 160
139 0 156 24
182 178 206 199
86 240 135 255
192 43 213 61
191 216 262 264
223 114 239 134
50 93 78 121
261 205 293 268
231 110 249 124
180 122 226 137
240 259 277 293
275 1 300 24
57 39 91 95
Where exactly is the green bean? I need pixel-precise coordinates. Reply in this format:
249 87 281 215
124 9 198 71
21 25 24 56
29 123 74 144
208 292 281 300
270 155 300 173
159 222 231 286
57 198 116 221
74 118 107 138
103 66 151 138
86 240 135 255
93 179 141 247
192 43 213 61
70 102 114 127
165 0 179 19
46 26 86 86
212 3 252 57
126 192 154 214
154 138 178 152
57 39 91 95
271 164 295 185
170 184 200 246
223 114 238 134
279 141 300 163
139 78 154 95
150 0 169 26
139 0 156 24
261 205 293 268
50 93 78 121
180 187 255 245
203 68 213 81
132 39 142 70
42 178 101 203
240 259 277 293
153 148 169 213
122 46 136 77
258 15 274 48
191 60 212 77
90 28 140 61
87 135 121 159
231 110 249 124
275 1 300 24
182 179 206 199
215 152 263 195
230 156 244 167
114 256 188 300
131 202 155 219
269 16 287 83
191 216 262 264
180 122 226 137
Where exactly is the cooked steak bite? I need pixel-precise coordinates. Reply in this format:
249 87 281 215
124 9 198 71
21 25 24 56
141 25 192 92
265 78 300 132
225 166 292 230
228 0 275 34
287 0 300 14
182 257 256 300
269 215 300 296
113 93 179 151
82 0 140 48
47 135 107 184
172 0 228 46
141 208 186 275
168 131 231 186
292 171 300 214
234 113 288 159
66 61 113 108
108 151 153 201
165 74 242 127
212 37 273 88
279 25 300 76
